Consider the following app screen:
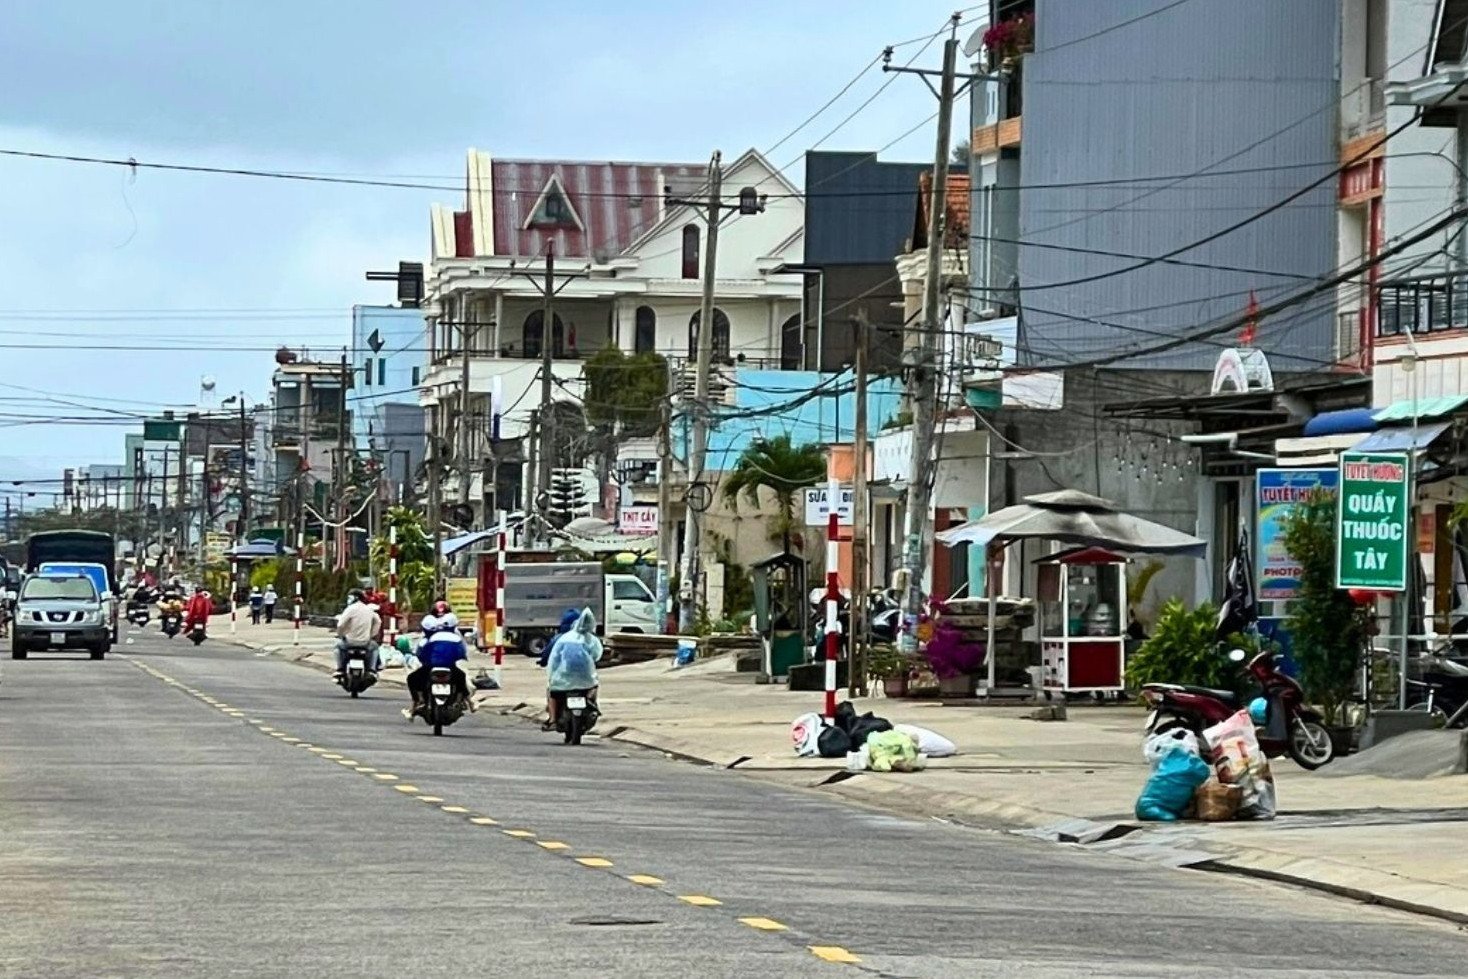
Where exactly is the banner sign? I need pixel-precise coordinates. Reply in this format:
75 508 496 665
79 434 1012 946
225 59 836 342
1336 451 1410 591
1255 468 1337 601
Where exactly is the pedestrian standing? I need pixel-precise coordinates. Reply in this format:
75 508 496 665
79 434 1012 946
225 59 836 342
249 586 264 626
263 584 278 623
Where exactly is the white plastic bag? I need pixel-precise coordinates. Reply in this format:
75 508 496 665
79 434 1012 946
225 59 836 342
1143 728 1200 766
790 712 824 757
894 723 958 758
845 745 871 772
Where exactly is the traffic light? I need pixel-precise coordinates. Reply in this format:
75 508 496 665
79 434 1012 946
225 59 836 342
547 467 593 527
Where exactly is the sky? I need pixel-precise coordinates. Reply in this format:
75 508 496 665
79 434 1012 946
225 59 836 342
0 0 967 492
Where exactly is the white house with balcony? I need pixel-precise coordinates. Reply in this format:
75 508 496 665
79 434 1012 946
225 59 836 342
420 148 805 521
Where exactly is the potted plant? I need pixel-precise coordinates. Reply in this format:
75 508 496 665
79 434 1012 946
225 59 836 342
866 642 912 697
982 12 1035 70
922 607 985 698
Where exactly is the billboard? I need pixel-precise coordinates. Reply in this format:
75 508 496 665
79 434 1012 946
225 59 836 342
1255 468 1338 601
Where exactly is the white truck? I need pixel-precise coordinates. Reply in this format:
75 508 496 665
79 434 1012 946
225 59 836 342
501 561 658 658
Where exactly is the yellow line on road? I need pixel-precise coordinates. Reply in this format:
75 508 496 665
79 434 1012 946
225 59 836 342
269 732 287 738
677 895 722 907
259 727 277 734
373 773 397 780
354 766 377 773
393 785 421 794
441 806 469 814
576 857 613 868
320 753 342 760
627 874 664 886
738 917 788 932
536 841 569 851
502 830 535 839
415 796 444 803
470 817 499 826
336 759 357 765
308 746 328 753
809 947 860 964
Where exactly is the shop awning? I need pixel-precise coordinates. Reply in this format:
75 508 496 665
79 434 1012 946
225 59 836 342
1302 407 1378 436
1351 421 1451 453
440 530 493 557
1373 395 1468 423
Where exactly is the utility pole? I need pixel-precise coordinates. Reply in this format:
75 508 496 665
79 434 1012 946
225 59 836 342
237 397 250 545
335 351 350 570
883 19 972 650
677 151 724 633
656 368 675 633
427 404 443 594
457 315 476 522
516 245 588 544
850 305 871 698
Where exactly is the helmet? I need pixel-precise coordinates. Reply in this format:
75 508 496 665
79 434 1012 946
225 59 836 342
420 614 441 634
433 600 451 616
347 589 364 604
1248 696 1269 725
440 613 459 631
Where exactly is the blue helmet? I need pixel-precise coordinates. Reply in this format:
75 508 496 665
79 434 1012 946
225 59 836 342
1248 696 1269 725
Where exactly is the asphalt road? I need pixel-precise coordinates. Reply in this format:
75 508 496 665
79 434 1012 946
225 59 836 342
4 632 1468 978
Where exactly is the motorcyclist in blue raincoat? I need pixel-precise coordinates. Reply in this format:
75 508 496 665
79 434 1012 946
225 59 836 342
542 608 603 730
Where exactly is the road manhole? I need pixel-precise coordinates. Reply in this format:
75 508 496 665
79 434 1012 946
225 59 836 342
569 916 663 927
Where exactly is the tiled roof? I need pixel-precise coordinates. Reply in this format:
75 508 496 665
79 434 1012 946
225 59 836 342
914 171 972 249
489 159 705 259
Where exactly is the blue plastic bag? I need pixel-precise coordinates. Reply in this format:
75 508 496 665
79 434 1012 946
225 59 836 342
1135 747 1211 821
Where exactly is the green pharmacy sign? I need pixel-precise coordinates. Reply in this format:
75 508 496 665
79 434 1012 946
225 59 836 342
1335 451 1410 592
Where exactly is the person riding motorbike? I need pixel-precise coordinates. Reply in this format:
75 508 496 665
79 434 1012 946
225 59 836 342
402 613 474 720
543 608 603 731
181 587 212 634
333 589 381 679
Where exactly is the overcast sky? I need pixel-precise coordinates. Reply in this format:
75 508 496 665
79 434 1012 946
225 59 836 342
0 0 963 491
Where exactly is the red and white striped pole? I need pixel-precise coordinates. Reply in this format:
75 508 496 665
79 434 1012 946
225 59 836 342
494 509 507 686
387 524 400 644
229 554 238 634
824 477 841 719
292 528 304 646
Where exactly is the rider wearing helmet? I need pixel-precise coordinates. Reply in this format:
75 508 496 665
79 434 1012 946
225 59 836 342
402 609 474 720
334 589 381 679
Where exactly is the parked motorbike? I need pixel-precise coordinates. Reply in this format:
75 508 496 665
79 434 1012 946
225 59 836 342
867 588 901 644
1408 650 1468 727
188 621 207 646
337 643 378 699
422 666 466 736
553 688 599 745
1141 648 1335 770
126 602 151 628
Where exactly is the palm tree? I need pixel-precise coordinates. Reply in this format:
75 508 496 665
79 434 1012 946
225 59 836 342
721 435 827 553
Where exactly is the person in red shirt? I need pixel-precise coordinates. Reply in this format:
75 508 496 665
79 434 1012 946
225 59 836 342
183 587 213 632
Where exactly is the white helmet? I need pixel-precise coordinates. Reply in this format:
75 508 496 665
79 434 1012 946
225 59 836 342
420 614 441 634
440 612 459 631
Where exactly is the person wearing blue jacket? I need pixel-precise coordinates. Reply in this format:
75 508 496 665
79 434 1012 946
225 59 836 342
542 608 603 731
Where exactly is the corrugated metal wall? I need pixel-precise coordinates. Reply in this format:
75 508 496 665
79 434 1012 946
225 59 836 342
1016 0 1341 371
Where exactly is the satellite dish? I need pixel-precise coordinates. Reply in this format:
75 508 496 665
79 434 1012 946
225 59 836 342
201 375 217 392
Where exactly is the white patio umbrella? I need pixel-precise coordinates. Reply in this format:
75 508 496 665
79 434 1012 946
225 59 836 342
935 490 1206 693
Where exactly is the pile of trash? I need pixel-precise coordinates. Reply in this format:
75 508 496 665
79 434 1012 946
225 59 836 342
791 702 957 773
1135 710 1276 822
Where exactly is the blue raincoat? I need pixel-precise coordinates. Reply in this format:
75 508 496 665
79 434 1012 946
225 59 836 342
539 607 581 667
546 609 603 692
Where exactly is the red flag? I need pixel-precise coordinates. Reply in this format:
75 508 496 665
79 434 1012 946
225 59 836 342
1240 290 1258 346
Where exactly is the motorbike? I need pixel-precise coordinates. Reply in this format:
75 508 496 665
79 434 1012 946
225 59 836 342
161 611 182 638
337 643 378 698
126 602 151 628
188 621 207 646
553 688 599 745
1408 650 1468 727
422 666 466 736
867 588 901 644
1141 648 1336 770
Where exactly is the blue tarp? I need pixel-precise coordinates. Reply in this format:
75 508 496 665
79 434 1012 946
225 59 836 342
1301 407 1378 436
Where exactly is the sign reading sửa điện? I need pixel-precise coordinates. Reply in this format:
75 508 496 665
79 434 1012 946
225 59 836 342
1335 451 1410 592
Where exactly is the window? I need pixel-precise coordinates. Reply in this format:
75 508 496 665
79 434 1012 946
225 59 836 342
525 175 583 230
634 306 657 354
681 225 700 279
522 311 566 358
688 308 731 360
779 313 803 370
21 575 97 602
612 578 653 602
363 358 373 386
378 359 387 386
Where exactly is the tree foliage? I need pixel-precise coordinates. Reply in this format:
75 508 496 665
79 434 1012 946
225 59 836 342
583 346 668 438
368 507 435 613
721 435 827 553
1281 488 1369 724
1125 599 1245 695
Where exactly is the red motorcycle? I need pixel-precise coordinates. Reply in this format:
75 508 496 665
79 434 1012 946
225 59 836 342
1141 649 1336 770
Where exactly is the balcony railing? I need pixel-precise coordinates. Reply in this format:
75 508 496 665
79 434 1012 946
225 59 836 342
1336 309 1369 368
1377 269 1468 338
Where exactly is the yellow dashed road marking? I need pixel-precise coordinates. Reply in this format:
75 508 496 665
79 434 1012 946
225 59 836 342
373 773 398 781
810 947 860 965
503 830 535 839
678 895 722 907
279 737 300 743
739 917 788 932
354 766 377 773
320 753 343 760
393 785 421 794
416 796 444 803
270 732 287 738
627 874 664 886
536 841 569 851
470 817 499 826
441 806 469 814
336 759 357 765
259 727 277 734
308 747 328 753
576 857 614 868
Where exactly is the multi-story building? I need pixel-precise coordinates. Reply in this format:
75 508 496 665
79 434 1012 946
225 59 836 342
265 354 350 528
421 148 805 527
351 304 427 499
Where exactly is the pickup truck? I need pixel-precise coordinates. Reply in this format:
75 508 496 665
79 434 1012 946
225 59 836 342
500 562 658 658
37 562 117 648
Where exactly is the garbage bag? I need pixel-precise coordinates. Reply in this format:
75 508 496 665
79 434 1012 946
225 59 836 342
379 645 406 669
894 723 958 758
1134 745 1211 821
1143 728 1200 766
845 745 871 772
847 714 893 748
817 724 853 758
1194 777 1242 821
472 670 500 691
791 712 824 757
867 730 926 772
1204 710 1276 820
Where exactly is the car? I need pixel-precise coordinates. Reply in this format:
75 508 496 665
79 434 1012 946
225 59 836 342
11 573 112 660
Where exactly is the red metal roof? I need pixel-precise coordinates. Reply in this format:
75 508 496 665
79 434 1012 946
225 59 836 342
489 159 705 259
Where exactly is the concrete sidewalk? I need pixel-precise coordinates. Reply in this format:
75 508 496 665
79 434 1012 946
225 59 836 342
221 617 1468 923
